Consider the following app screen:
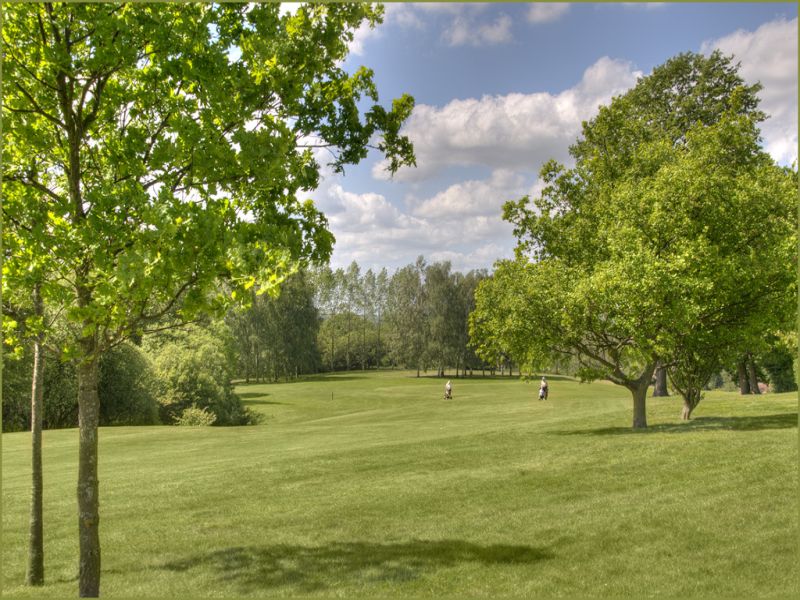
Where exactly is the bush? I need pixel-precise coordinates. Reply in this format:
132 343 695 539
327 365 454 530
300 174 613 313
3 341 159 431
147 323 258 426
174 404 217 426
99 343 160 425
2 350 33 432
760 344 797 393
1 347 79 432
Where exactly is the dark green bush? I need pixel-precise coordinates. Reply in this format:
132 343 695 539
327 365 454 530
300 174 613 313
3 341 159 431
99 343 160 425
147 323 257 426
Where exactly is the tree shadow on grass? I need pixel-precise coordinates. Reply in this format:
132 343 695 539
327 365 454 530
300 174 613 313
159 540 552 594
555 412 798 436
237 391 271 399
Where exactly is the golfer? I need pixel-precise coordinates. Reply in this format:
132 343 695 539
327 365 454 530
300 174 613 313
538 377 549 400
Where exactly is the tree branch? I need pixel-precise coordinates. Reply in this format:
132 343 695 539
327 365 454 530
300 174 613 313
12 82 66 128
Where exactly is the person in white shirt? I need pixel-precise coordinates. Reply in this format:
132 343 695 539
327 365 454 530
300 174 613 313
538 377 549 400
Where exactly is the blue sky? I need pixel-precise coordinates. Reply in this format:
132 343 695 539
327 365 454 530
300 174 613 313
290 2 798 273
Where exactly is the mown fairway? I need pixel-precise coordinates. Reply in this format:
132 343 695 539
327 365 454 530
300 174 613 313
2 371 797 597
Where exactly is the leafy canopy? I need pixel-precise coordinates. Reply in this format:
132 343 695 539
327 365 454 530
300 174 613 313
2 2 415 356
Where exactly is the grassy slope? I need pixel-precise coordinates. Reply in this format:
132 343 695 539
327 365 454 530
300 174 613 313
1 371 797 598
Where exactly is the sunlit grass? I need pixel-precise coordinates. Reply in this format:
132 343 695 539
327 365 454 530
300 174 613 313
2 371 797 597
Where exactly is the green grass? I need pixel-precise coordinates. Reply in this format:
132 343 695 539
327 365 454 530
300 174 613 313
2 371 797 597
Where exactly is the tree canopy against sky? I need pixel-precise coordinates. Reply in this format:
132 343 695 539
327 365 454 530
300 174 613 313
2 3 414 596
471 51 797 429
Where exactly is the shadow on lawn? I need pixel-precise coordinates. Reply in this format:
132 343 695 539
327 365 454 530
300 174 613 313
556 412 798 436
160 540 552 593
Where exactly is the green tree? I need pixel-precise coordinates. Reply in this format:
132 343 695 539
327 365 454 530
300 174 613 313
483 53 795 428
386 258 428 376
2 3 414 596
2 178 69 585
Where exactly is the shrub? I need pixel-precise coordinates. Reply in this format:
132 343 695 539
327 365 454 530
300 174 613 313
147 323 257 426
1 351 33 432
174 404 217 426
99 343 160 425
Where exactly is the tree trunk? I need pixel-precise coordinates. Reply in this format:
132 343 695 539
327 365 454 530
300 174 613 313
680 389 702 420
632 385 648 429
653 365 668 397
376 312 381 369
77 350 101 597
27 285 45 586
747 353 760 395
737 359 750 394
681 399 692 420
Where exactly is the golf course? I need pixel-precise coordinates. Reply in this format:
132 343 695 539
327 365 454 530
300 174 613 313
2 371 797 598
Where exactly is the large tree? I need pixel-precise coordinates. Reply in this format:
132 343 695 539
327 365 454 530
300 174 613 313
2 3 414 596
475 52 796 428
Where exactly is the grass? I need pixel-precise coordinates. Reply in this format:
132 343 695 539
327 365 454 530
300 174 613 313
2 371 797 598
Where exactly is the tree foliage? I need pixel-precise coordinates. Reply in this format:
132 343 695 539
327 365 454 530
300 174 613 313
474 52 797 427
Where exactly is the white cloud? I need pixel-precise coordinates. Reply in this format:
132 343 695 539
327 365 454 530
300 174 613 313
348 19 382 56
701 17 798 166
319 170 530 271
443 13 513 47
527 4 570 24
386 3 512 48
412 169 526 220
373 56 642 181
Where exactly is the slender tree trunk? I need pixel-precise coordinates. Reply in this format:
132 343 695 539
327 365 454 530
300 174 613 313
653 364 668 397
680 391 700 420
346 313 351 370
27 284 45 587
77 347 101 597
377 310 381 368
747 353 760 395
737 358 751 394
330 330 335 372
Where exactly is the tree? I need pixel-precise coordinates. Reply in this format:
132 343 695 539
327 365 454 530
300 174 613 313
386 257 428 376
374 268 389 367
2 3 414 596
423 262 460 377
486 52 795 428
2 179 71 586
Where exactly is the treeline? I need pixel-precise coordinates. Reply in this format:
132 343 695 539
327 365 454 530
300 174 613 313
225 257 501 381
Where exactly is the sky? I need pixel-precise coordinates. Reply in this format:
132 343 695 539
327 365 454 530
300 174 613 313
288 2 798 274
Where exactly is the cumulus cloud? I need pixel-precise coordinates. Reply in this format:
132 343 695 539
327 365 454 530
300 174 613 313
527 4 570 24
319 170 529 271
412 169 526 220
385 3 514 48
373 56 642 181
701 17 798 166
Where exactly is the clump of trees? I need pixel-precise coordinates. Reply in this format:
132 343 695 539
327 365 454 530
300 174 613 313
222 257 492 382
471 52 797 428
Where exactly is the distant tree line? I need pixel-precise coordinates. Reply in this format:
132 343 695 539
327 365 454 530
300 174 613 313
224 256 502 382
